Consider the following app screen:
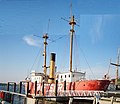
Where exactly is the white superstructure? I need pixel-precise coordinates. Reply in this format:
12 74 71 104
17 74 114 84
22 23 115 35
31 70 44 83
56 71 86 82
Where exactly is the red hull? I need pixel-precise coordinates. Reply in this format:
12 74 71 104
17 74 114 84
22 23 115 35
26 79 110 96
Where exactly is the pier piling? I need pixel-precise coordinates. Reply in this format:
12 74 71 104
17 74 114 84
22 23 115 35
35 81 37 96
26 82 29 97
42 81 44 96
55 80 58 96
19 82 22 93
7 82 9 91
64 80 66 91
13 83 16 92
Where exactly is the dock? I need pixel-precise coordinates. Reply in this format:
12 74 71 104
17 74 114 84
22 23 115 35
0 82 120 104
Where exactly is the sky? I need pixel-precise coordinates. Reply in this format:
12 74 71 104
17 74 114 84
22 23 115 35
0 0 120 82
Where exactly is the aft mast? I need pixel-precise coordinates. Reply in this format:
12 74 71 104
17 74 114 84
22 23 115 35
69 15 76 72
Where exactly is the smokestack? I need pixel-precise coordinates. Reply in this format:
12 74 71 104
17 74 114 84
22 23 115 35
48 53 56 83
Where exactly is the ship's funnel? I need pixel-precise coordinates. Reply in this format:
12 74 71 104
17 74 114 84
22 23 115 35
48 53 56 83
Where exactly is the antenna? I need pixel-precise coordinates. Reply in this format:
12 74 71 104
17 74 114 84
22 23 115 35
70 0 73 17
47 19 50 33
61 1 80 27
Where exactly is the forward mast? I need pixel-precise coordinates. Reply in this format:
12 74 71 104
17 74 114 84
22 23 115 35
43 33 48 76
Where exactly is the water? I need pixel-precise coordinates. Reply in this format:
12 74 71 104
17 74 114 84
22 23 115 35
0 83 26 104
0 83 25 93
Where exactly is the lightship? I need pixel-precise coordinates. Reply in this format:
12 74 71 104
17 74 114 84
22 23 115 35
25 15 110 96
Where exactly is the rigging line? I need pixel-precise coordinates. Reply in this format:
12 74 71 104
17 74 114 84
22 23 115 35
52 35 67 42
47 40 50 67
74 32 81 70
74 34 95 79
47 19 50 33
34 34 67 43
107 59 111 75
73 32 77 69
80 48 96 79
30 47 43 72
59 34 69 71
36 54 42 71
49 35 68 44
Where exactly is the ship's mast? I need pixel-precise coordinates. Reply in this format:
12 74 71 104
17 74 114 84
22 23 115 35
43 33 48 75
111 48 120 85
116 49 120 85
69 15 76 72
116 53 119 85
